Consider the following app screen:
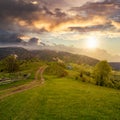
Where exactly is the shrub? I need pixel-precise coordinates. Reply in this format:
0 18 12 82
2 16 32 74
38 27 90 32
45 62 68 77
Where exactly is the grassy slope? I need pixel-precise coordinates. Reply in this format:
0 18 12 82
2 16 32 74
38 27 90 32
0 76 120 120
0 61 45 90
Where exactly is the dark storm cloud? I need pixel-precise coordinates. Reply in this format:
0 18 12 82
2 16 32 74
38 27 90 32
0 29 41 45
0 0 69 33
0 0 39 21
69 24 114 32
28 37 39 45
0 0 54 30
0 0 66 22
38 0 68 9
70 0 120 19
0 30 22 44
54 8 67 18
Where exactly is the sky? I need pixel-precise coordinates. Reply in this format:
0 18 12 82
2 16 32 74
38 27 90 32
0 0 120 57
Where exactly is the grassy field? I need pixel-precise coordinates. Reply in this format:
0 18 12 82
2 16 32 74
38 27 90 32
0 61 45 90
0 76 120 120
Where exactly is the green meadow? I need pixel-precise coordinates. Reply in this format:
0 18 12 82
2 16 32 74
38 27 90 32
0 59 120 120
0 75 120 120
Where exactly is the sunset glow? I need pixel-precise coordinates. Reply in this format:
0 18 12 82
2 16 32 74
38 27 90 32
86 36 98 49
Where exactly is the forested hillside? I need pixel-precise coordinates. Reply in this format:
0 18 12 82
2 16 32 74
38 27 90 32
0 47 99 66
1 47 120 70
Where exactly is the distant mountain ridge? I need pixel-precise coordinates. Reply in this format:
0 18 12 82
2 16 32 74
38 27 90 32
31 49 99 66
109 62 120 71
0 47 99 66
0 47 120 70
0 47 33 60
0 43 120 62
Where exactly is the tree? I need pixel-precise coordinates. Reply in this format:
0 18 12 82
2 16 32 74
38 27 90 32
3 54 19 73
94 60 112 86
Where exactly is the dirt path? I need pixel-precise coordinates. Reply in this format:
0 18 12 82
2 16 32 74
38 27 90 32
35 66 47 83
0 66 47 100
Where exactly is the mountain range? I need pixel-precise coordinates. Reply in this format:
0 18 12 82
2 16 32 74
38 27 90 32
0 47 120 70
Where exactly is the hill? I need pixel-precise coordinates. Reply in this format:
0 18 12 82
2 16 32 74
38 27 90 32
0 47 33 60
1 47 120 69
109 62 120 71
0 47 99 66
31 50 99 65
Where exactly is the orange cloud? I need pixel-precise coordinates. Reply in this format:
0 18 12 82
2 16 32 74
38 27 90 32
19 35 31 41
33 20 51 31
111 21 120 30
30 16 109 32
50 16 109 32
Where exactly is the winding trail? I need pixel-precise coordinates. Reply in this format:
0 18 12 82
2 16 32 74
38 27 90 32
0 66 47 100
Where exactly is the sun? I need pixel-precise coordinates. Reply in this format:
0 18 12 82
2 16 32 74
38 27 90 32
85 36 98 49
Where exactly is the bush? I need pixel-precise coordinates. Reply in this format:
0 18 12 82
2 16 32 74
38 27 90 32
45 62 68 77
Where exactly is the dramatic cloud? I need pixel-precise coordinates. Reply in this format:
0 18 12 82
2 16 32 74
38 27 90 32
0 30 22 44
50 16 109 32
0 0 120 57
0 0 54 31
0 0 119 33
111 21 120 30
69 0 120 31
28 37 40 46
